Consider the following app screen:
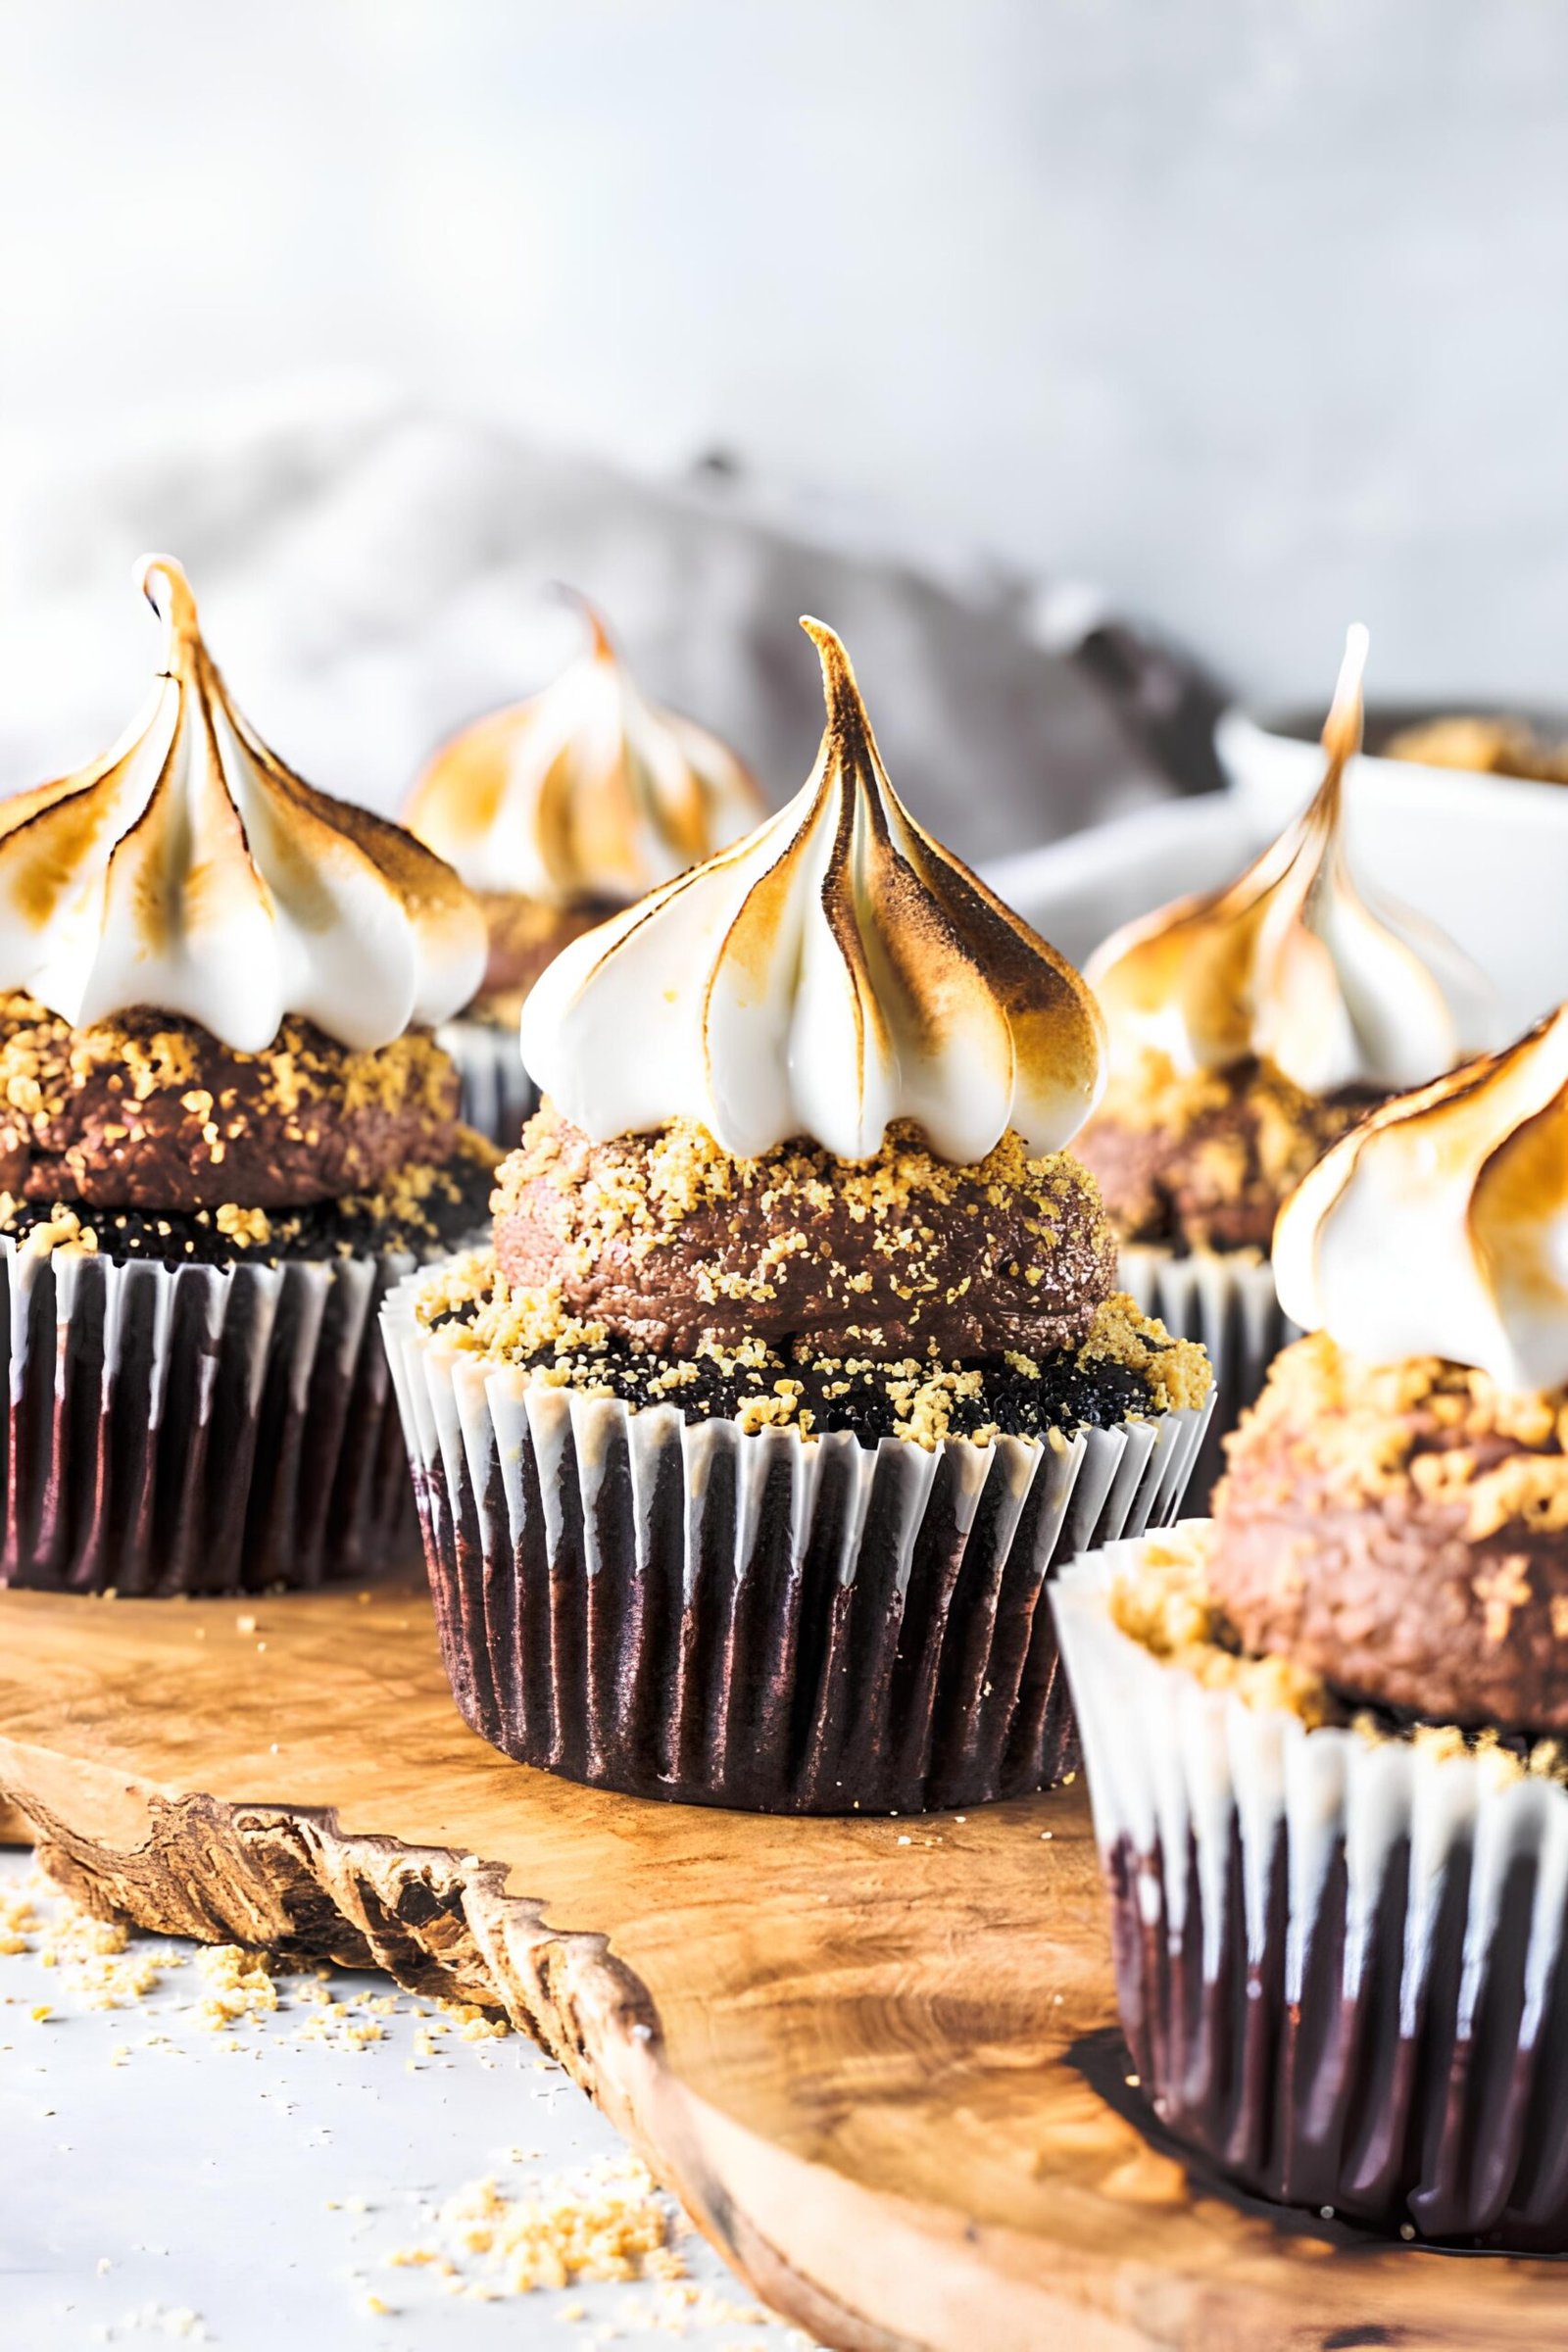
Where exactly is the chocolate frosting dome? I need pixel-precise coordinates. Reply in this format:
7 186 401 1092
1274 1004 1568 1393
0 558 486 1055
494 1103 1119 1360
406 594 761 906
1088 628 1462 1096
520 618 1106 1164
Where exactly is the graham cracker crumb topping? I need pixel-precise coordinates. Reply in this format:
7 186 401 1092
415 1248 1207 1449
1225 1331 1568 1541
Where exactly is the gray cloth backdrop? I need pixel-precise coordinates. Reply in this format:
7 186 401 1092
0 393 1216 871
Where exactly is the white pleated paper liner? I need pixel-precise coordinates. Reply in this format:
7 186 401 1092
381 1270 1213 1814
1116 1246 1291 1504
436 1017 537 1152
1054 1535 1568 2247
0 1233 430 1596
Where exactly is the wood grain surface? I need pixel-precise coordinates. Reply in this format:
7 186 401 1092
1 1577 1564 2351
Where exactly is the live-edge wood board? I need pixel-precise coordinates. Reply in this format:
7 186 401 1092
1 1577 1564 2351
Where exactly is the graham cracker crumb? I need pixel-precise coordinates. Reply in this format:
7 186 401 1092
1109 1526 1337 1728
1079 1294 1211 1413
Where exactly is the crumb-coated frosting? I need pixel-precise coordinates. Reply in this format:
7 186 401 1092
0 991 463 1210
492 1102 1118 1358
1207 1333 1568 1734
1088 628 1461 1099
1276 1005 1568 1394
416 1242 1208 1449
0 558 485 1054
406 594 760 906
521 619 1106 1166
4 1134 494 1267
1074 1053 1370 1251
1108 1523 1568 1782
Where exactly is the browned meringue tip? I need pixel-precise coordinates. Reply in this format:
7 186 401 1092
800 611 853 685
800 614 878 760
549 581 616 662
135 552 202 672
1319 620 1369 774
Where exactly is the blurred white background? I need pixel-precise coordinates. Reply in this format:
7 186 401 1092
1 0 1565 830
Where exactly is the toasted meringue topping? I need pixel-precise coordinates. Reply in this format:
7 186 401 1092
1088 628 1463 1095
1274 1007 1568 1391
0 559 486 1055
406 595 761 906
520 618 1106 1164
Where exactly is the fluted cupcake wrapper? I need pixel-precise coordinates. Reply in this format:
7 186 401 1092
0 1235 428 1595
437 1016 537 1152
381 1271 1212 1814
1054 1536 1568 2248
1116 1246 1291 1504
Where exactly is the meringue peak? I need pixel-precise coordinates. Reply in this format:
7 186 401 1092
567 585 616 665
1274 1006 1568 1391
1320 618 1369 774
802 612 874 760
143 553 203 673
0 555 485 1054
1088 624 1464 1096
406 591 761 906
520 617 1106 1165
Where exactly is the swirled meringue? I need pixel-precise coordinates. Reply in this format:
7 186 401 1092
406 596 761 906
1273 1006 1568 1392
1088 628 1463 1095
0 558 486 1055
520 618 1106 1164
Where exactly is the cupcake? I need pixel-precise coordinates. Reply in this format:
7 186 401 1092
1076 627 1475 1489
1054 1003 1568 2244
405 595 761 1146
383 618 1214 1815
0 556 491 1595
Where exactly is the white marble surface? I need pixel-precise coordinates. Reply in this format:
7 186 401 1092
0 1848 813 2352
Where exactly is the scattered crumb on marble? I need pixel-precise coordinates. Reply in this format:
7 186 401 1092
3 1855 820 2347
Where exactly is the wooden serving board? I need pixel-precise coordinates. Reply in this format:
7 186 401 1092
1 1581 1565 2351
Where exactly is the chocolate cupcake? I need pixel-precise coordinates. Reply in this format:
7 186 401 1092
1077 628 1478 1489
405 596 761 1146
1054 1004 1568 2244
384 619 1213 1814
0 557 491 1594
